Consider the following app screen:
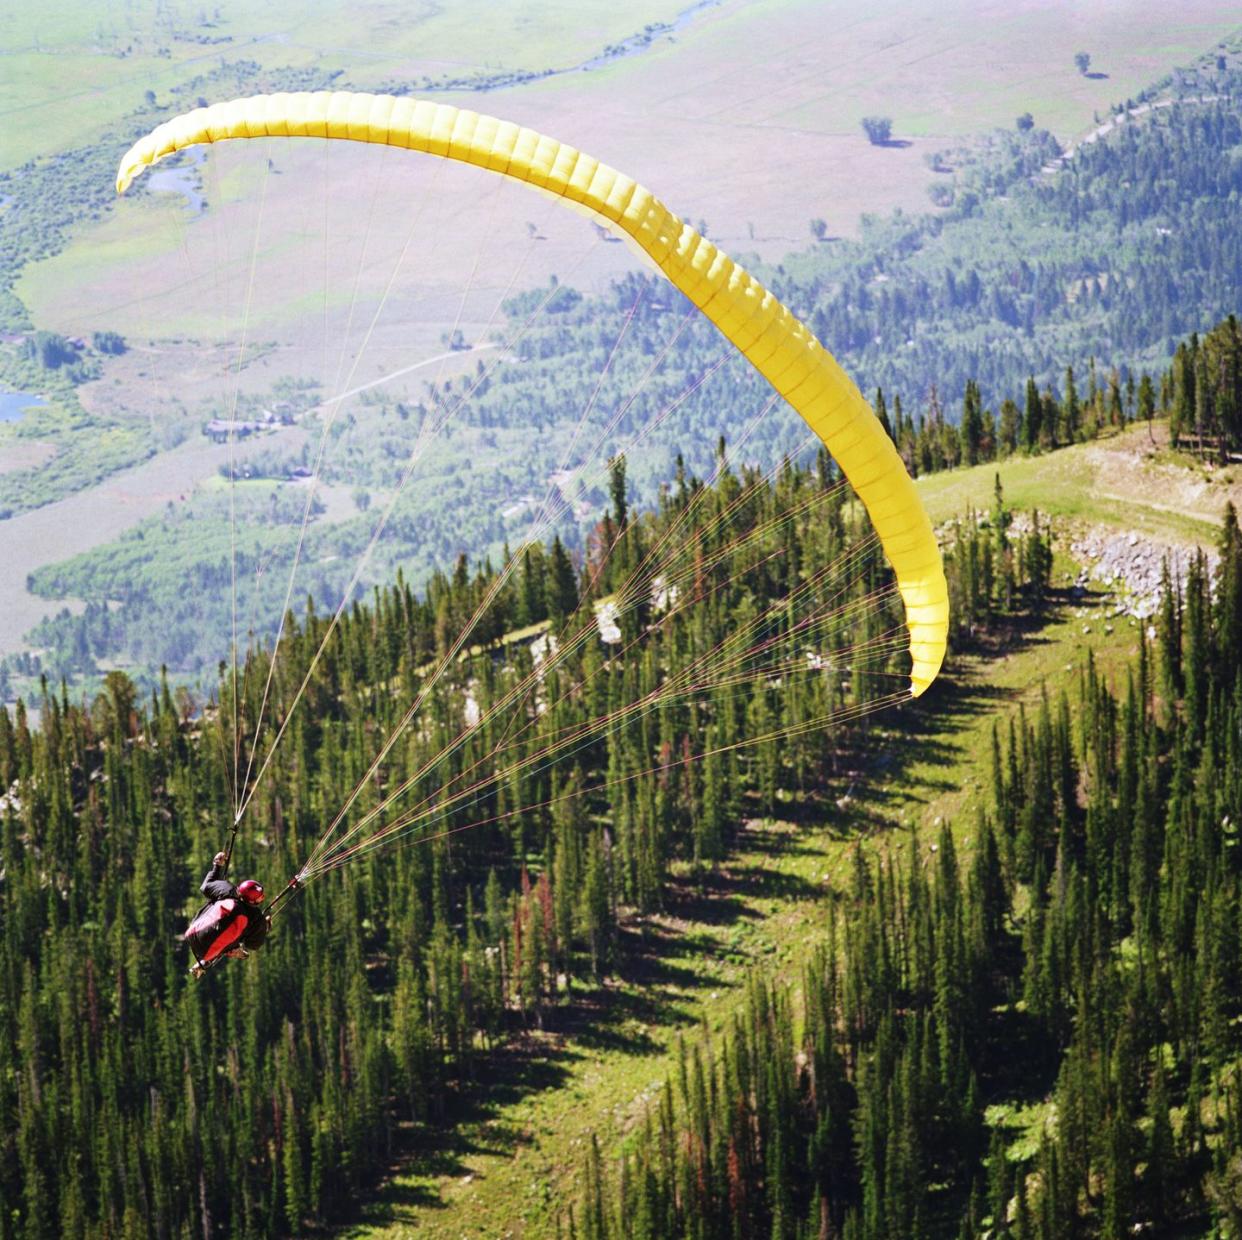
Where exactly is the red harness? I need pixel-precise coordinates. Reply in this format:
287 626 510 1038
185 898 254 965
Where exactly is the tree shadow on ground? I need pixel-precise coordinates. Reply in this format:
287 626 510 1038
342 1038 580 1231
342 857 776 1225
978 1002 1061 1106
561 979 693 1054
975 919 1060 1099
661 868 762 927
725 858 826 902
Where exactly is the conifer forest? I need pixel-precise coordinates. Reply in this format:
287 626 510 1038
5 318 1242 1235
4 7 1242 1238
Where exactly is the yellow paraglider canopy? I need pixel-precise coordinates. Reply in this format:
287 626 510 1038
117 91 948 695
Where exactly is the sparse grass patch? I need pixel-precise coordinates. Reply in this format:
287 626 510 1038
986 1098 1056 1162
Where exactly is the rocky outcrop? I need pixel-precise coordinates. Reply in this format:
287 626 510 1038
1069 528 1215 619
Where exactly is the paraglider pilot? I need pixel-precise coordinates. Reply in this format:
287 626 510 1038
186 851 269 977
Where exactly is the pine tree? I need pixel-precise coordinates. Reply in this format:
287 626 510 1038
961 380 983 466
1024 376 1042 452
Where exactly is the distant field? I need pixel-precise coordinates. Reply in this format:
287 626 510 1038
17 137 639 349
0 438 56 475
15 0 1242 454
0 430 302 652
11 1 1240 522
15 0 1242 347
0 0 695 166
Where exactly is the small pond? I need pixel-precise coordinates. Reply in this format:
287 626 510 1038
147 145 207 216
0 390 47 424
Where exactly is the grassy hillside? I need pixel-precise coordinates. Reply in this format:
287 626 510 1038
349 617 1139 1238
3 387 1236 1238
344 428 1197 1236
919 421 1242 543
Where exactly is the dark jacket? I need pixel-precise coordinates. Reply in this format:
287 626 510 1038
199 863 269 949
200 862 236 903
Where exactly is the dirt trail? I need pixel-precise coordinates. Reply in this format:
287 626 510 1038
1081 424 1242 532
1040 93 1224 175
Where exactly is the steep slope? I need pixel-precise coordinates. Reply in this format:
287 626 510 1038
349 428 1196 1236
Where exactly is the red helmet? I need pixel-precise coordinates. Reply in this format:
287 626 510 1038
237 879 265 905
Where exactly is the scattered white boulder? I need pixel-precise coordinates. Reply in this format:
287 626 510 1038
1069 528 1216 620
594 600 622 644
